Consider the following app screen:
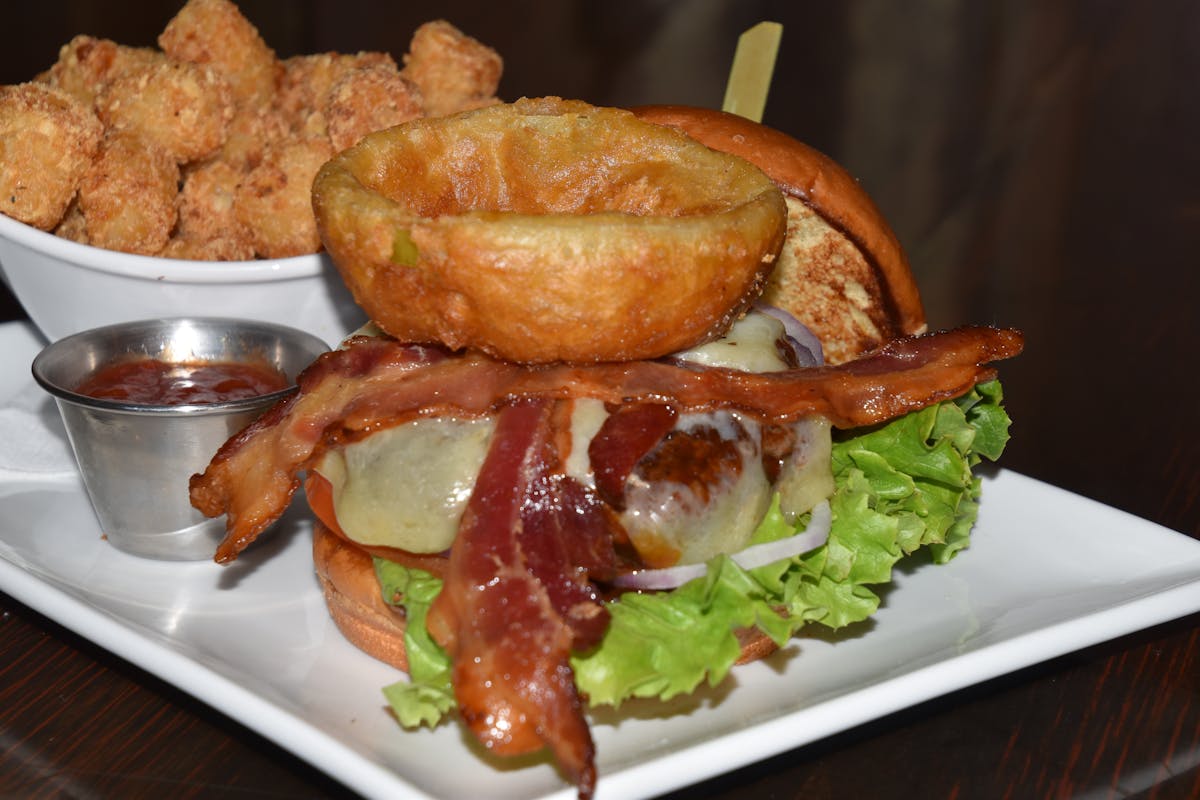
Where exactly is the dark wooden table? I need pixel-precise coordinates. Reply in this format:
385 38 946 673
3 2 1198 798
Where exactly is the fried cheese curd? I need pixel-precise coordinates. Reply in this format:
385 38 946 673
96 60 234 164
54 198 89 245
168 158 254 261
215 104 290 172
38 35 165 108
313 97 788 363
276 51 398 139
0 83 102 231
402 20 503 116
236 137 334 258
325 64 424 153
79 130 179 255
0 82 103 230
157 0 279 108
1 0 503 261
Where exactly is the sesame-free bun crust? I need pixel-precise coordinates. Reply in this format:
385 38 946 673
313 521 410 672
633 105 927 364
313 97 788 364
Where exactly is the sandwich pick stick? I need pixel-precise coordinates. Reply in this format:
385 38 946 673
721 21 783 123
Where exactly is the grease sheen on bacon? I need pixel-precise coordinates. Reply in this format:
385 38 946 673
189 325 1023 564
425 399 610 797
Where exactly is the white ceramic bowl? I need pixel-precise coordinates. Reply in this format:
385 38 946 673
0 212 366 347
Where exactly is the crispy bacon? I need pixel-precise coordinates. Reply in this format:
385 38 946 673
587 404 678 508
190 337 446 562
190 325 1021 563
424 399 610 798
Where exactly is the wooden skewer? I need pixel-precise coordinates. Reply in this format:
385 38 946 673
721 21 783 123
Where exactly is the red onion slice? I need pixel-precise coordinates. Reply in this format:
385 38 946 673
754 302 824 367
611 501 832 591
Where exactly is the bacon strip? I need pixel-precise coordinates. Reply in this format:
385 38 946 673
587 404 678 508
190 338 445 562
424 399 607 797
190 325 1022 563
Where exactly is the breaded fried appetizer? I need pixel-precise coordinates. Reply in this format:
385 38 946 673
325 64 424 152
174 158 254 259
97 60 234 164
276 51 398 138
79 131 179 255
235 137 333 258
7 6 513 262
39 35 165 108
53 197 89 244
0 83 103 230
401 20 502 117
161 231 256 261
215 104 289 172
159 0 279 108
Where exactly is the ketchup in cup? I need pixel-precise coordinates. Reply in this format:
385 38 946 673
32 317 329 560
75 357 289 406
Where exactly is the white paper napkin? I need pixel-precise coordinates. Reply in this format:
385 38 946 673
0 367 79 483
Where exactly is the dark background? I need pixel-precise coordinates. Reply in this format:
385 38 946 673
2 2 1199 798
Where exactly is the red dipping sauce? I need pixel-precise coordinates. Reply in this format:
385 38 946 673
74 357 289 405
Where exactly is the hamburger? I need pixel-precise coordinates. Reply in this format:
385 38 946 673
190 98 1022 799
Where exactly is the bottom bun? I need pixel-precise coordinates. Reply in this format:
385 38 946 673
313 520 411 672
312 519 779 674
734 626 779 665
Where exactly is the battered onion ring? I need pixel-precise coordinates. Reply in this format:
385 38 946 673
312 97 787 364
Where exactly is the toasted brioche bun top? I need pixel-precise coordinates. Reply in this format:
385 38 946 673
633 105 927 364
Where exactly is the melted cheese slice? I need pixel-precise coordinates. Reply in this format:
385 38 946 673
676 311 792 372
315 417 495 553
777 416 834 521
